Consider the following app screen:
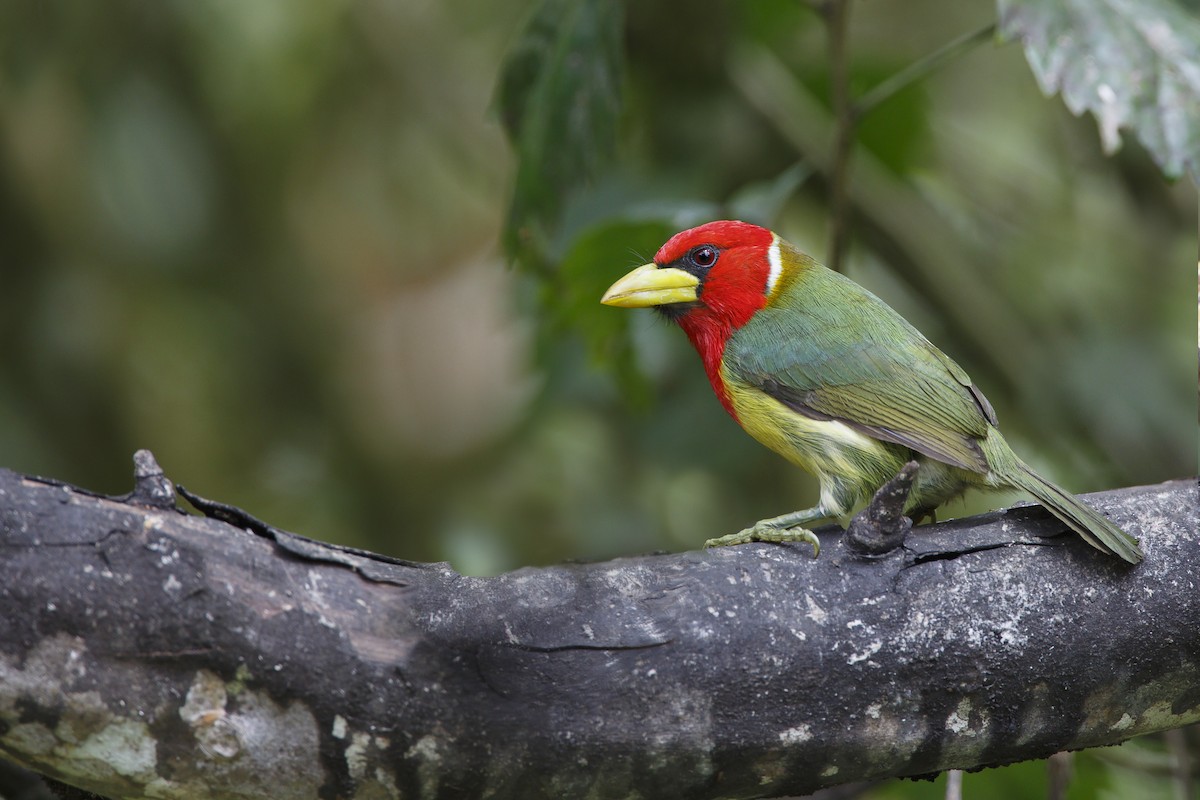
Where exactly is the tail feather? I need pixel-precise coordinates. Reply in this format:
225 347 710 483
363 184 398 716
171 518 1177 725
1005 464 1144 564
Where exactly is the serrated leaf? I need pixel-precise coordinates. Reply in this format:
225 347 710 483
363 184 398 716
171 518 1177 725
494 0 624 267
998 0 1200 182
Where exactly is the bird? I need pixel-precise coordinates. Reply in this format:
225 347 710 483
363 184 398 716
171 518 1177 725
600 220 1143 563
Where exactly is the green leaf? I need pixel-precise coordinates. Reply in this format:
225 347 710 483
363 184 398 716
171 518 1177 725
998 0 1200 182
555 216 683 403
495 0 625 268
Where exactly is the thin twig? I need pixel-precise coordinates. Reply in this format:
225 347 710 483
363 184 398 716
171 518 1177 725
944 769 963 800
854 23 996 121
1047 751 1074 800
1166 727 1194 800
821 20 995 274
822 0 853 273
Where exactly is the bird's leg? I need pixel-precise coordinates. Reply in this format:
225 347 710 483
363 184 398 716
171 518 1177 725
704 506 829 556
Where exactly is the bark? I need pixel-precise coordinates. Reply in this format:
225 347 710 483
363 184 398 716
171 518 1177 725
0 456 1197 800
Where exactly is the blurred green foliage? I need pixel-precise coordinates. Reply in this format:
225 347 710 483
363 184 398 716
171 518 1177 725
0 0 1194 571
497 0 623 268
0 1 1195 795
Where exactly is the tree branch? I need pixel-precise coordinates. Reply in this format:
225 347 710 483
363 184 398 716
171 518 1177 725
1 457 1197 800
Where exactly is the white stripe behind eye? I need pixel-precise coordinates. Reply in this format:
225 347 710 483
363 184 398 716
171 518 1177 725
765 236 783 297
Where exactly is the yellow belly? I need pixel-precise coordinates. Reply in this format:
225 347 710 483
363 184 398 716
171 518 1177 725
721 367 909 514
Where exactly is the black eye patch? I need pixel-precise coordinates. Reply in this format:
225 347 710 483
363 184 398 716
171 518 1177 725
669 245 719 280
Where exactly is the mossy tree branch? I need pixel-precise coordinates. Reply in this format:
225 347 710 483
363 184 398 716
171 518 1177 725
0 457 1197 800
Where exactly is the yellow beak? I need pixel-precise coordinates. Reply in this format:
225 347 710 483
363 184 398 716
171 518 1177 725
600 264 700 308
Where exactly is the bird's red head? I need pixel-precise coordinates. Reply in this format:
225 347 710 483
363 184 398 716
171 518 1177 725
651 220 777 331
600 220 784 418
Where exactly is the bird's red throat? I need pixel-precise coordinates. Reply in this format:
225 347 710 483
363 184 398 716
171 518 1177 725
675 259 769 420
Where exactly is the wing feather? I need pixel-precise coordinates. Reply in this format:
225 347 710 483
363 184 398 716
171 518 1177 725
724 265 996 474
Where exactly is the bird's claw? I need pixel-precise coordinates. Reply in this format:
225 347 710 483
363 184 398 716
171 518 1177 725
705 523 820 558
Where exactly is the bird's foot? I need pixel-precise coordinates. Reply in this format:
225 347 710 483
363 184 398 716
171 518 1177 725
705 523 820 557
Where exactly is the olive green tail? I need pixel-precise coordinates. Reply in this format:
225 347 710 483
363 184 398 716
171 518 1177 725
999 460 1144 564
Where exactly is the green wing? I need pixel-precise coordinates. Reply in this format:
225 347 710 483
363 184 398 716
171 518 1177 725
724 268 997 474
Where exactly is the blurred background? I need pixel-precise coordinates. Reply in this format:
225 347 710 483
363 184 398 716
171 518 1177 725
0 0 1192 571
0 1 1195 796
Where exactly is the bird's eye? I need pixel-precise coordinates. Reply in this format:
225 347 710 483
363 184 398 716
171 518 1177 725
690 246 718 269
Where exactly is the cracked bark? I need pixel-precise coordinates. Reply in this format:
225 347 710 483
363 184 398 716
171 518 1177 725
0 460 1197 800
